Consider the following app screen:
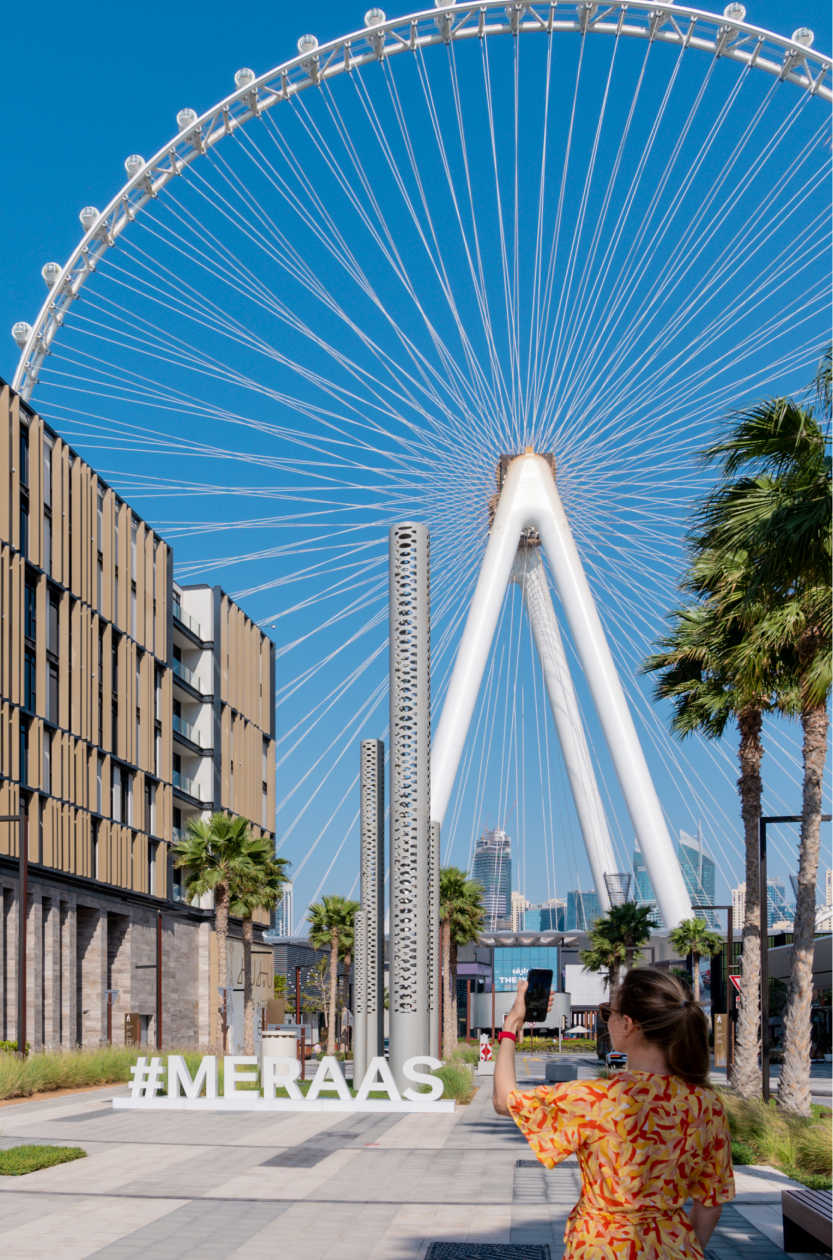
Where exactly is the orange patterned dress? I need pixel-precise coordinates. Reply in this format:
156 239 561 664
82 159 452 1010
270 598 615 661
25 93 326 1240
507 1071 734 1259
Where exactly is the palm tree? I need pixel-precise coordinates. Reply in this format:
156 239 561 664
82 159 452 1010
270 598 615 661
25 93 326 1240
172 812 257 1047
579 935 626 995
604 903 656 971
668 918 725 1003
642 563 789 1099
439 867 484 1059
338 915 356 1050
307 894 359 1054
228 842 290 1054
696 368 831 1115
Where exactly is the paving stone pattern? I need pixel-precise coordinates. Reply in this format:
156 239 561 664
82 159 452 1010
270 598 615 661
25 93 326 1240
0 1058 816 1259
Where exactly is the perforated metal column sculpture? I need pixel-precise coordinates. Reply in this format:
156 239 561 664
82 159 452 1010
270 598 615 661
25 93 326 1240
358 737 385 1081
428 819 441 1059
389 523 431 1088
353 909 367 1083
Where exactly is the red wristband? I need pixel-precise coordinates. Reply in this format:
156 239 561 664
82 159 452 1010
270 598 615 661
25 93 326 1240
498 1030 517 1043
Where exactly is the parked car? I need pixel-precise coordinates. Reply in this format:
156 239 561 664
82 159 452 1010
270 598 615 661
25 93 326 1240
606 1050 627 1071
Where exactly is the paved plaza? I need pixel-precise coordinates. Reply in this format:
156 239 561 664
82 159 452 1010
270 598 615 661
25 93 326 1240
0 1057 825 1260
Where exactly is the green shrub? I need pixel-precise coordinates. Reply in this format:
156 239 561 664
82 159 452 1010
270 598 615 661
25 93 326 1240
720 1091 832 1186
0 1041 30 1055
452 1042 481 1065
426 1063 474 1103
0 1045 202 1102
0 1145 86 1175
731 1141 758 1165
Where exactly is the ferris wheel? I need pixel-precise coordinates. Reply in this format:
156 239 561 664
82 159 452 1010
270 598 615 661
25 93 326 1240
11 2 832 926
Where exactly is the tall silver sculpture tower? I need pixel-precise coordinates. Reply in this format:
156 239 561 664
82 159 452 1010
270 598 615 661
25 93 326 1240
389 523 431 1088
354 738 385 1082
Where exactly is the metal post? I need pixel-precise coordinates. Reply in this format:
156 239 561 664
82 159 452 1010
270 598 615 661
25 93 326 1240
300 1026 306 1081
295 966 301 1025
156 911 163 1049
388 523 431 1090
107 993 112 1044
491 981 495 1043
727 911 734 1081
759 819 770 1104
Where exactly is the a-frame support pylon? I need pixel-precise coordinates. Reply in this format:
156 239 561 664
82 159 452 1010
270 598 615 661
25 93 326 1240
430 450 692 930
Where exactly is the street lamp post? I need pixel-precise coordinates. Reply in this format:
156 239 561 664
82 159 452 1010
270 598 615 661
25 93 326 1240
758 814 831 1103
1 801 26 1057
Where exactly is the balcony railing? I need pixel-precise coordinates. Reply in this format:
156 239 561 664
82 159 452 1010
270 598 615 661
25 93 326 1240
173 603 202 638
173 770 199 799
172 657 200 691
173 713 200 745
172 826 188 844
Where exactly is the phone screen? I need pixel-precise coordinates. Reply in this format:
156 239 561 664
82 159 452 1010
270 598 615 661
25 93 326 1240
524 968 553 1023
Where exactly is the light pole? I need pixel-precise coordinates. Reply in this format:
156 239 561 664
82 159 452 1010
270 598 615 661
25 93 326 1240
758 814 831 1103
104 989 120 1044
0 801 26 1057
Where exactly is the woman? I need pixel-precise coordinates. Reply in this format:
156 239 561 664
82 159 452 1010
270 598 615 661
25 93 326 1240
493 966 734 1258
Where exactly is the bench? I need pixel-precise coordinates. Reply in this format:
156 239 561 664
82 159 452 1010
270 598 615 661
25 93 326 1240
781 1187 832 1254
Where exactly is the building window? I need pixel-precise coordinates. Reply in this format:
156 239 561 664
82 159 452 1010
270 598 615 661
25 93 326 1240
155 727 161 777
43 436 53 507
148 841 157 896
19 504 28 558
146 780 157 836
47 591 59 655
126 772 134 826
43 728 52 795
19 721 28 785
112 764 122 822
97 486 104 550
131 582 137 639
131 518 138 579
43 513 52 576
97 754 104 813
19 425 29 487
24 581 37 641
97 558 103 612
92 819 100 880
24 648 36 713
262 784 268 829
48 663 59 725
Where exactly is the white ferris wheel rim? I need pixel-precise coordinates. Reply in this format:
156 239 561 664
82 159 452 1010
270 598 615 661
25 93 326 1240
12 0 832 403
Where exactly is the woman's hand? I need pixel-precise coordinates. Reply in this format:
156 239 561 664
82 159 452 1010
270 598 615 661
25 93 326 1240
503 979 529 1035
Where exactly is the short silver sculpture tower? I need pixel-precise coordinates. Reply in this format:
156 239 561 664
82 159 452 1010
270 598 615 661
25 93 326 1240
389 522 431 1089
354 738 385 1082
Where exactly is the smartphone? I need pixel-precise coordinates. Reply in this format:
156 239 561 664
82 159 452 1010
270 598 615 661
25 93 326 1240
524 969 553 1023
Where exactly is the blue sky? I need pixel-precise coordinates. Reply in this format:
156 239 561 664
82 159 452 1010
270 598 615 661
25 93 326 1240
2 2 830 924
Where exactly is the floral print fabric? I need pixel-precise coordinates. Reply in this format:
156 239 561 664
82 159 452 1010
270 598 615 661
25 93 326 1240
507 1071 734 1259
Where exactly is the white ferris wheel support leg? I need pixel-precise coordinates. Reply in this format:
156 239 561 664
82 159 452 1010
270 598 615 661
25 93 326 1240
509 547 617 912
430 452 693 929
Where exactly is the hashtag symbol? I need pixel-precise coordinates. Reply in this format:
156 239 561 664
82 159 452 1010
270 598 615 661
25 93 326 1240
129 1056 166 1098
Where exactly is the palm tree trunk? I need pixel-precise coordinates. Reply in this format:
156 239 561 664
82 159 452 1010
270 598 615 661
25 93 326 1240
692 952 700 1003
442 921 454 1059
624 936 634 973
215 883 229 1053
327 936 339 1055
733 705 764 1099
242 916 254 1055
777 699 828 1117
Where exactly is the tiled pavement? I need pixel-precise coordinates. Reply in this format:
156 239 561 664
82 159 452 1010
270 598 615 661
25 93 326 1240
0 1059 820 1260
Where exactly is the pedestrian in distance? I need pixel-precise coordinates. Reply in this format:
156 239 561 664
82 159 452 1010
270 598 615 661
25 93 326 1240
493 966 733 1258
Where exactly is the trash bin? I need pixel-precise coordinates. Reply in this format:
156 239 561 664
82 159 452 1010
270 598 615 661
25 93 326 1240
261 1028 300 1067
545 1062 578 1083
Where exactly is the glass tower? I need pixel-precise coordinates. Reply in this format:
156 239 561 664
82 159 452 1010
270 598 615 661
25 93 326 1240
471 829 512 930
566 889 602 931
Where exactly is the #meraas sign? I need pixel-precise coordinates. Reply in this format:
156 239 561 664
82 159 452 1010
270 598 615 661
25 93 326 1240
113 1054 455 1113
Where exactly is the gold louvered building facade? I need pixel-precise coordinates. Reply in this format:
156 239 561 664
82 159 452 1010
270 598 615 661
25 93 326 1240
0 382 275 1050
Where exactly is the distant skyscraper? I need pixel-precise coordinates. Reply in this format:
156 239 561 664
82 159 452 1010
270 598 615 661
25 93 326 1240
274 881 293 936
566 889 602 932
537 898 566 932
511 891 529 931
677 828 718 927
826 868 832 907
633 829 717 929
633 845 663 929
732 880 795 931
472 829 512 930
